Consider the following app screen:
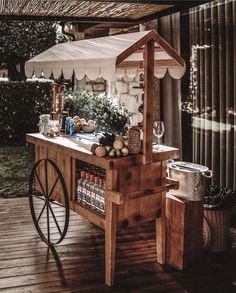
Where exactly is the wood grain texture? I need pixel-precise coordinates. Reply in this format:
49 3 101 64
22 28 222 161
0 197 236 293
26 134 180 285
105 198 117 286
117 192 162 228
143 40 155 165
166 194 204 270
156 193 166 264
27 134 179 168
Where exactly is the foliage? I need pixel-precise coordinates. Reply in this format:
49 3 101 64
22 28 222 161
0 20 59 80
204 185 236 210
0 146 34 197
64 90 129 134
0 80 53 145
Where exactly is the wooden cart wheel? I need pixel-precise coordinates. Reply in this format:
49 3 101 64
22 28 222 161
29 159 69 245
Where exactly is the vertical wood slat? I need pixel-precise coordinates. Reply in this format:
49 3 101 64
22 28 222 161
190 8 195 163
225 0 234 188
195 7 200 164
105 169 118 286
199 7 205 165
233 0 236 190
204 6 212 170
218 2 226 186
211 3 220 185
192 7 200 164
105 198 117 286
190 1 235 189
143 40 154 165
71 158 76 201
156 193 166 264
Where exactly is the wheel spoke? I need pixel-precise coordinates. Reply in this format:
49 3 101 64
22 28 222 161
48 199 64 208
34 193 45 201
34 171 47 198
36 202 47 224
47 203 50 243
45 160 49 198
48 176 59 200
29 159 69 245
48 203 62 236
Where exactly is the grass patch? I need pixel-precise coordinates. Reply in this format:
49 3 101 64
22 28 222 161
0 145 34 197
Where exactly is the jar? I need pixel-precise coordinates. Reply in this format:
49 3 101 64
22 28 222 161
128 126 141 154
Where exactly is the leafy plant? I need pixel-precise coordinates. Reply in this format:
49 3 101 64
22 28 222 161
64 90 129 134
0 80 53 145
0 20 61 81
204 185 236 210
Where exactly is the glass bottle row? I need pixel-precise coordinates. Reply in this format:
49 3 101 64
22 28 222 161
76 171 106 214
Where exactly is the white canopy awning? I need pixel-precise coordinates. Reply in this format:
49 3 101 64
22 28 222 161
25 30 185 81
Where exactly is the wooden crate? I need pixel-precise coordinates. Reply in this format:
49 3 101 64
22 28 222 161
166 194 203 270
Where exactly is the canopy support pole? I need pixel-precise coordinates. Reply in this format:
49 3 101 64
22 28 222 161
143 39 154 165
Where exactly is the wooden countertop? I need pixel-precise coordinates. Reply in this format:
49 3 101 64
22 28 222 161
26 133 180 170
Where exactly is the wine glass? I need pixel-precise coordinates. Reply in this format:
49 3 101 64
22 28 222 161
153 121 165 149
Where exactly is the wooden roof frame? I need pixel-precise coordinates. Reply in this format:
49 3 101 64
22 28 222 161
114 30 184 164
116 30 184 67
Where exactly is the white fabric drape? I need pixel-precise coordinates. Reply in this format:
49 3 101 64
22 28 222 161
25 30 185 81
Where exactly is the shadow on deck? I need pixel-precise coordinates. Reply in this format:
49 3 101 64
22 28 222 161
0 197 236 293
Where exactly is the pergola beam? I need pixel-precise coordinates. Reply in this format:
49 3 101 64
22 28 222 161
63 0 210 4
0 0 212 24
0 14 137 24
139 2 208 22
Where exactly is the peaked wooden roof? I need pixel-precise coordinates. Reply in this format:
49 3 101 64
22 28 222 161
0 0 212 24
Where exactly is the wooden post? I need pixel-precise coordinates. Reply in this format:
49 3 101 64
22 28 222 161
105 198 117 286
143 40 154 165
165 194 203 270
156 192 166 264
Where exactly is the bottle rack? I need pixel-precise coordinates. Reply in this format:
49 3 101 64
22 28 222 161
75 160 106 214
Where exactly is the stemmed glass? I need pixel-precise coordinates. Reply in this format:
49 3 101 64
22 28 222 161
153 121 165 149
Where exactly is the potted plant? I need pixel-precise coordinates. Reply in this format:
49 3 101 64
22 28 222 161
203 185 236 252
63 90 129 135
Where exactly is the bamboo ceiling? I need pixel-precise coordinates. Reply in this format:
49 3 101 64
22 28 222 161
0 0 211 23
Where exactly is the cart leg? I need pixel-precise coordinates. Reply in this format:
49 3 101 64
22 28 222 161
105 198 117 286
156 193 166 264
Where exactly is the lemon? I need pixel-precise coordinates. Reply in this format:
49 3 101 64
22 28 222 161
80 118 87 126
113 140 124 150
115 135 125 142
73 116 80 123
121 147 129 156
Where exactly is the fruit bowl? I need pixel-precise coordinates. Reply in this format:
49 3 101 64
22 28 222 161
81 125 96 133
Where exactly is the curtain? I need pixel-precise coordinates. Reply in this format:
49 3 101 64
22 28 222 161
158 14 182 151
189 0 236 189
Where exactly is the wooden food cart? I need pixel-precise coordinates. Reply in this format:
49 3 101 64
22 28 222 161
25 30 185 286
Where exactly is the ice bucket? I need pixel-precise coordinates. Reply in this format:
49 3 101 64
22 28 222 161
167 161 212 201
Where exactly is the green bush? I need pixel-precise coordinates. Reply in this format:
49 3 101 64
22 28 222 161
64 90 129 134
0 80 53 145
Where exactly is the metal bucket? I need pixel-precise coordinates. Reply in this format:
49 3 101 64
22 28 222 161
167 161 212 201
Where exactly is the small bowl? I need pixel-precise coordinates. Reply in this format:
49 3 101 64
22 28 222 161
82 125 96 133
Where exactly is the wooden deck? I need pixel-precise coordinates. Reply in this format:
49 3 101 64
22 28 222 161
0 197 236 293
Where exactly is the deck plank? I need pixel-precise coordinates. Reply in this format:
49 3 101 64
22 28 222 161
0 197 236 292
